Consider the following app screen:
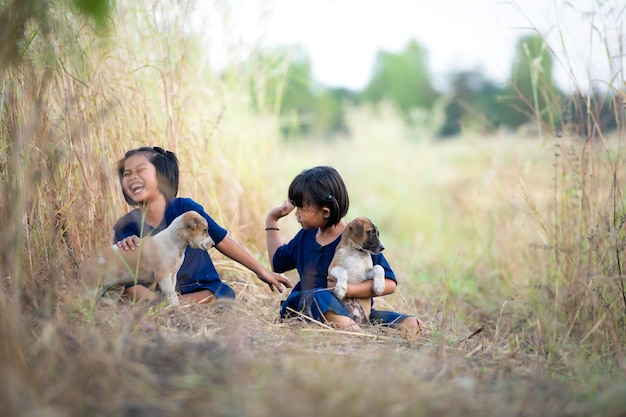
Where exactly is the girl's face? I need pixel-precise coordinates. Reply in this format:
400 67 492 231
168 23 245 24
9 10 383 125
294 204 330 230
122 153 161 205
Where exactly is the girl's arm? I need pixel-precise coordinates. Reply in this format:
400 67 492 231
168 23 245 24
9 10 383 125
329 277 397 298
215 236 292 292
265 200 295 265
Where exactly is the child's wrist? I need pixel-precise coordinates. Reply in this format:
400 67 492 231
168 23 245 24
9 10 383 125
265 217 279 229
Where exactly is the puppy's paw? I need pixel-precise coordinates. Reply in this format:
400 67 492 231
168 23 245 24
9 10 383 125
330 267 348 299
371 265 385 295
372 278 385 296
165 293 180 306
334 283 348 299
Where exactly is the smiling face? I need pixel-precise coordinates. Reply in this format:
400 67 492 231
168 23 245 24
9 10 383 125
294 204 330 230
121 153 161 205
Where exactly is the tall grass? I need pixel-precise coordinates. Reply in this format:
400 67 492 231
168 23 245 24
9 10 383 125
507 0 626 372
0 1 283 412
1 0 626 415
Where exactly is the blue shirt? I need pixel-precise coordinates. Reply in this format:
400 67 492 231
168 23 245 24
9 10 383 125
272 227 396 304
113 197 235 298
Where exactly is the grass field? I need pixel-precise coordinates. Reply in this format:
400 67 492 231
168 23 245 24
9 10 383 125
1 2 626 416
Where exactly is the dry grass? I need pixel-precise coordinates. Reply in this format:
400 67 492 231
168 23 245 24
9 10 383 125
1 1 626 416
4 287 621 417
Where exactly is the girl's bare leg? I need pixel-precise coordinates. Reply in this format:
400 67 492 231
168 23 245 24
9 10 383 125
123 287 216 306
399 316 431 335
123 285 159 303
179 290 215 304
324 311 362 331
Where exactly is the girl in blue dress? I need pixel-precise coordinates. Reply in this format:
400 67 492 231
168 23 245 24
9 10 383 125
266 166 423 332
114 146 291 304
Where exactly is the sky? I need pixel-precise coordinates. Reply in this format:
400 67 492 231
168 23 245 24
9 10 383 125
198 0 624 92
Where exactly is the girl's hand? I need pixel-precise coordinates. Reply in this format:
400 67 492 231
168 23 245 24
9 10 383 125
267 200 295 222
326 274 337 290
265 201 293 265
257 270 293 293
116 235 140 251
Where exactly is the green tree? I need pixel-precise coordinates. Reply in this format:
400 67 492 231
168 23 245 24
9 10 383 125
501 34 563 130
248 45 351 138
246 45 318 136
440 70 505 136
0 0 112 71
280 47 317 135
360 40 438 119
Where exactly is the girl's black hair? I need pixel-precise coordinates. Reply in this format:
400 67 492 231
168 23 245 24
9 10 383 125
117 146 179 206
288 166 349 227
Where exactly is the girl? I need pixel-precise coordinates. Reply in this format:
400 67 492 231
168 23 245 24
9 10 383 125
114 146 291 304
266 166 423 332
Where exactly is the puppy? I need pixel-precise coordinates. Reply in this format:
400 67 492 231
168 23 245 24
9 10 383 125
78 211 214 306
328 216 385 324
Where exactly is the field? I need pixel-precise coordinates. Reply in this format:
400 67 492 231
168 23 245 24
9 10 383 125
1 2 626 416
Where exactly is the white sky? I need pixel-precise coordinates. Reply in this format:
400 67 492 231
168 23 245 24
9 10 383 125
197 0 624 92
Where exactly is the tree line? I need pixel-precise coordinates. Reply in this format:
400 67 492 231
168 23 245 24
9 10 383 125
1 1 621 141
260 36 622 139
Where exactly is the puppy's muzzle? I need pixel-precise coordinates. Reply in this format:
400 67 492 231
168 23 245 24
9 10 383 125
364 236 384 254
193 236 214 251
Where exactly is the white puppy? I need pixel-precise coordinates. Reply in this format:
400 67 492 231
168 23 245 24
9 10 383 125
78 211 214 306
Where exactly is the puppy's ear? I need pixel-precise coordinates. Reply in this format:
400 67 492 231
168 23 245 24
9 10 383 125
186 213 203 229
350 219 364 237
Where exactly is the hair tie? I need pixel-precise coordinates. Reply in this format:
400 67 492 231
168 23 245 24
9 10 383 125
327 195 333 200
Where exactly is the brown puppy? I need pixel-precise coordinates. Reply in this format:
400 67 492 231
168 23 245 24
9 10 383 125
78 211 214 306
328 216 385 324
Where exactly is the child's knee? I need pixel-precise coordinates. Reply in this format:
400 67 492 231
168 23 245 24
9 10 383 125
401 316 419 330
325 311 362 331
123 284 159 303
401 316 430 335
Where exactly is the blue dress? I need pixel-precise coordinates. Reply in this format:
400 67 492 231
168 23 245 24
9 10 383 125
272 228 409 326
113 197 236 299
